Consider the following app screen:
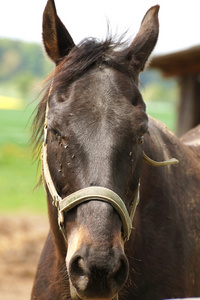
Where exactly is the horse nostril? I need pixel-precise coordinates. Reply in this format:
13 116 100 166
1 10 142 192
70 256 85 277
69 255 89 292
109 255 129 288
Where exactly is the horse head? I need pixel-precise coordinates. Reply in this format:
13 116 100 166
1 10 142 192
41 1 159 299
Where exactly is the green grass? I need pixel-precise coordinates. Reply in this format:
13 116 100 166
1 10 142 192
0 101 176 214
0 107 47 214
0 109 31 146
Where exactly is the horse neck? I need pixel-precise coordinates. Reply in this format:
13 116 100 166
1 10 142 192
141 116 199 209
144 116 199 170
144 116 181 163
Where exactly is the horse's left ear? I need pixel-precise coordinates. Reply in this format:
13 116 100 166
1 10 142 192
42 0 75 64
127 5 159 72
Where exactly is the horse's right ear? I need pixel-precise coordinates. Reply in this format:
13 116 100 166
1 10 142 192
42 0 75 64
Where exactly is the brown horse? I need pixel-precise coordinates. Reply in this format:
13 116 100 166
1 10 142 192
31 0 200 299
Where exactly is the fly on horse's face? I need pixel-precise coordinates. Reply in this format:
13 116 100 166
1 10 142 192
41 1 159 299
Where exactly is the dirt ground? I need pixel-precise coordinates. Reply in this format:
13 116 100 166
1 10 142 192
0 215 49 300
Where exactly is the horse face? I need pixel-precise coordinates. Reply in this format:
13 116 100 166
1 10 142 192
46 66 148 299
42 1 159 299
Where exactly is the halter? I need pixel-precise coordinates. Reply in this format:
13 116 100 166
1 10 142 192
41 84 178 242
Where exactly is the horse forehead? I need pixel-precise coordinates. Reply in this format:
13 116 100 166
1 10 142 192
70 67 134 103
51 67 138 144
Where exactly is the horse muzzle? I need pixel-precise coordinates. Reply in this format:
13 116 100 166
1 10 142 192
68 246 128 300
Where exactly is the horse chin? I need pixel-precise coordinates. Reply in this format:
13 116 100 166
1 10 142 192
69 280 119 300
69 281 81 300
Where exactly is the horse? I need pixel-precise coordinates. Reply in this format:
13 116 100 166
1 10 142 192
31 0 200 299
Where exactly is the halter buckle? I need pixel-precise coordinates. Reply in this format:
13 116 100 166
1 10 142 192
52 195 60 208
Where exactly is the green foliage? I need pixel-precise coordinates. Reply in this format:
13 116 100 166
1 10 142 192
142 82 178 103
140 70 179 103
0 38 53 100
140 70 178 131
146 101 177 132
0 39 51 214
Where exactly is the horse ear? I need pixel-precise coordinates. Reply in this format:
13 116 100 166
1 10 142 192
42 0 75 64
127 5 159 72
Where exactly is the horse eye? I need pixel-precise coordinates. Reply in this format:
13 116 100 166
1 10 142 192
50 128 57 135
49 127 63 145
49 127 61 137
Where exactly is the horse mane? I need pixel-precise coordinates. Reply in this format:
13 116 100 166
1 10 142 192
30 35 136 159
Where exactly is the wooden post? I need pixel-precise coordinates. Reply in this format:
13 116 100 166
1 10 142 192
177 74 200 136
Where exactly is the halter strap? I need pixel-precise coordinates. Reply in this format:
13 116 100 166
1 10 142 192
143 151 179 166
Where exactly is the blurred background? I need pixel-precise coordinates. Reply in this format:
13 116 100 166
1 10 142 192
1 0 200 299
